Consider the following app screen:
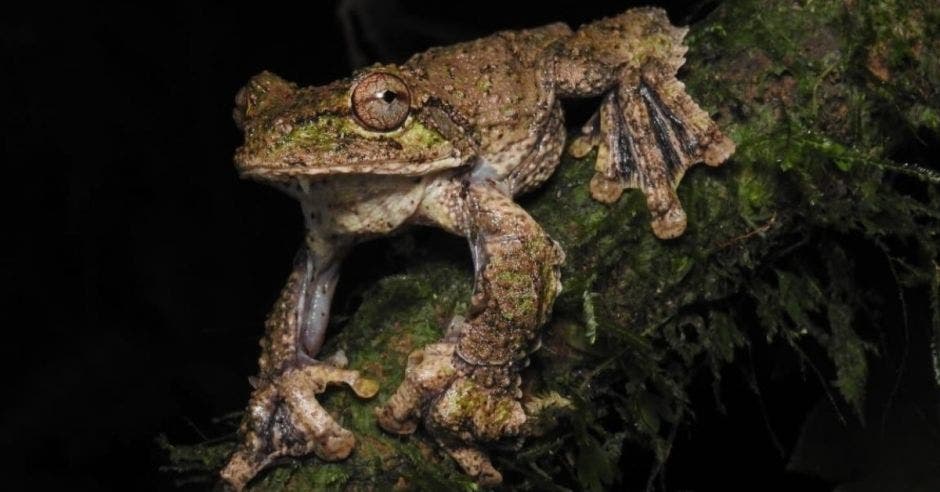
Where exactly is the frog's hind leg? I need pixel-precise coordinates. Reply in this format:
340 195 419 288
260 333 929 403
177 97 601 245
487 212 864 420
558 7 735 239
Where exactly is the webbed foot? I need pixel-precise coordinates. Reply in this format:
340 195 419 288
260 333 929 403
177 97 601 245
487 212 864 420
570 57 734 239
221 356 378 490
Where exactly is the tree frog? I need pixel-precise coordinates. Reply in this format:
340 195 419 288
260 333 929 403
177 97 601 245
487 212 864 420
220 7 734 489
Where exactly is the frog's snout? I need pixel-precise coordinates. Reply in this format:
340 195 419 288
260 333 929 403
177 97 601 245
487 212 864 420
233 71 297 131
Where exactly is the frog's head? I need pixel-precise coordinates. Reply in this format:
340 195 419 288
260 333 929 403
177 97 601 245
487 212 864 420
233 69 474 183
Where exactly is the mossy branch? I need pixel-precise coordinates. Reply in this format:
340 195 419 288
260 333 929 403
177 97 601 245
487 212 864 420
163 1 940 489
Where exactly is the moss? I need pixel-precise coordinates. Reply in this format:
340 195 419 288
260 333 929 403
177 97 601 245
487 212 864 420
249 464 350 492
157 433 235 486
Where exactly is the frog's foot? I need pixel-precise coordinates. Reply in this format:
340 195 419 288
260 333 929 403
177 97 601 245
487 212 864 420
442 444 503 486
572 64 735 239
376 341 527 486
374 342 460 434
221 358 378 491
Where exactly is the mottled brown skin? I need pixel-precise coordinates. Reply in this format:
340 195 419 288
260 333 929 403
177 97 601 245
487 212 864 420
223 8 733 489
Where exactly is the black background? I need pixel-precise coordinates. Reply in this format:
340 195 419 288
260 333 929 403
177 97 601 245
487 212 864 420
3 1 934 490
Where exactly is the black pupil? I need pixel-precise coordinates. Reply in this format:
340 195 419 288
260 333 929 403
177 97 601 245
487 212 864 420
380 90 397 103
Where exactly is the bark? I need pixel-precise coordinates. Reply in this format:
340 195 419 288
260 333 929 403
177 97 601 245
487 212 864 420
162 0 940 489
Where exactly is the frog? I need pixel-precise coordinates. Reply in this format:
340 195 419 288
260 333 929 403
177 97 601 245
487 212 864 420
220 7 734 490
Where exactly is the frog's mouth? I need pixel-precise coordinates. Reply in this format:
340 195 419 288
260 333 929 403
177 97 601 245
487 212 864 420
236 156 466 181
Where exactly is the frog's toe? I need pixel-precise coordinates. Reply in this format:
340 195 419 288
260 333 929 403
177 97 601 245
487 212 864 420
375 342 459 434
221 363 377 490
586 67 734 239
377 342 529 487
321 349 349 368
567 110 600 159
444 445 502 486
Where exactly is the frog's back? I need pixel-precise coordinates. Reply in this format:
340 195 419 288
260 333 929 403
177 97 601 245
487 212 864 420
402 23 571 138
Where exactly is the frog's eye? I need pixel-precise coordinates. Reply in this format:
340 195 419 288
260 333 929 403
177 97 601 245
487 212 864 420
351 72 411 132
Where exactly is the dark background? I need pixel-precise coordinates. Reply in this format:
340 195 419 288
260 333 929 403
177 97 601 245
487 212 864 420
3 1 935 490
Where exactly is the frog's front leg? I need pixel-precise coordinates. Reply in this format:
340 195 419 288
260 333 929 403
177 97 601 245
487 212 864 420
221 238 378 490
376 180 564 485
557 8 735 239
256 236 348 377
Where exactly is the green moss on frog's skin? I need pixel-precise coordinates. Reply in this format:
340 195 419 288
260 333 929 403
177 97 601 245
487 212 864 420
279 117 446 154
490 397 519 428
454 381 486 415
394 120 446 149
448 380 518 430
281 116 352 151
495 270 536 321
